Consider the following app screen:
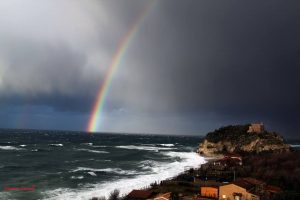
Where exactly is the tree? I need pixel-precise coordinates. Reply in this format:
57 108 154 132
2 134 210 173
108 189 120 200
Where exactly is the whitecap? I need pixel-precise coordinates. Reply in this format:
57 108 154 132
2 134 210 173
159 144 175 147
49 144 63 147
70 176 84 180
87 172 97 177
19 144 27 147
75 148 108 154
0 146 22 150
70 167 138 175
115 145 175 151
139 160 161 170
82 143 93 146
43 152 206 200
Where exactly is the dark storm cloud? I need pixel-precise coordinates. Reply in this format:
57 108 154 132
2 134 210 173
161 1 300 121
0 1 148 113
107 0 300 136
137 0 300 110
0 37 98 112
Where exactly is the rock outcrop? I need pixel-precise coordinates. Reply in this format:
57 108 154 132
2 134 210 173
197 124 291 156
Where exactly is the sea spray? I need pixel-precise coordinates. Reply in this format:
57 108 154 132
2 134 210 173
43 152 205 200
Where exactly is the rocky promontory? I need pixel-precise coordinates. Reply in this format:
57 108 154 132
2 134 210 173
198 124 291 156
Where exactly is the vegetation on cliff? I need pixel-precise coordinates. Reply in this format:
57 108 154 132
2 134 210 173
198 124 291 155
206 124 285 145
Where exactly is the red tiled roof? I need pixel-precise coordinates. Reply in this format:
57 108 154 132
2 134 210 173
242 177 265 185
265 185 282 193
233 180 254 190
127 190 153 199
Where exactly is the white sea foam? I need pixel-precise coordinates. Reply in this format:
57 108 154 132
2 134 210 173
87 172 97 177
159 144 175 147
0 146 22 150
71 176 84 180
82 143 93 146
92 145 107 148
43 152 205 200
49 144 63 147
70 167 138 175
290 144 300 147
139 160 161 170
19 144 27 147
75 148 108 154
116 145 175 151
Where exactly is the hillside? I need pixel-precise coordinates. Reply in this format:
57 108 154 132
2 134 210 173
198 124 291 156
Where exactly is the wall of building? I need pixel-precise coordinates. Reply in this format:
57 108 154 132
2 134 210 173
219 184 259 200
247 123 264 133
201 187 218 198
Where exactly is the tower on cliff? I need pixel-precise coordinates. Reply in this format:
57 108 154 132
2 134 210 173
247 123 264 133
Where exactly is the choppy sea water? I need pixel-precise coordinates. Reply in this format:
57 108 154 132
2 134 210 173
0 129 205 200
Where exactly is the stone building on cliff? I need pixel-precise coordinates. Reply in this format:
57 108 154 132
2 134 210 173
247 123 264 133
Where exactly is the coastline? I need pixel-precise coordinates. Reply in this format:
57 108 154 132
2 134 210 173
43 151 205 200
100 150 300 200
90 152 210 200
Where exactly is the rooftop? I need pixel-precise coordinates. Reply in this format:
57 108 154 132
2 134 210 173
127 189 153 199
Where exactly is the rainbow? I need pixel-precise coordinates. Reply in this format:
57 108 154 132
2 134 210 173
87 1 156 133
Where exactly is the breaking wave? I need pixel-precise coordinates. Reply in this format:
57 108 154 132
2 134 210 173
158 144 175 147
0 146 22 150
43 152 205 200
49 144 64 147
75 148 108 154
115 145 175 151
70 167 138 175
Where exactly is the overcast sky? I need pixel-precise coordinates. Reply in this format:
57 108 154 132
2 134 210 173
0 0 299 138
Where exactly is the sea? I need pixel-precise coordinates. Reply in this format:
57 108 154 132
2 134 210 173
0 129 206 200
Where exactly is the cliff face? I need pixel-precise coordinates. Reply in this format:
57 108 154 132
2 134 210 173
198 125 291 156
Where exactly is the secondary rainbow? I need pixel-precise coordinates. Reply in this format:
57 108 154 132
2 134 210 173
87 2 156 133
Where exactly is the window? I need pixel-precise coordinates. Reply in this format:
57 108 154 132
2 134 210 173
234 196 241 200
233 193 243 200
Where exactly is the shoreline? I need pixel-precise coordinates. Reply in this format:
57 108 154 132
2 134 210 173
44 151 205 200
99 150 300 200
90 152 210 200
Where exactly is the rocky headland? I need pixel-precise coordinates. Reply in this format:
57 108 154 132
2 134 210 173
91 124 300 200
197 123 291 156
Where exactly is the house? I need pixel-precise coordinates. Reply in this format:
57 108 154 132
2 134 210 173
241 177 265 194
200 186 218 199
265 185 282 194
264 185 283 199
224 153 242 161
154 192 172 200
125 189 154 200
219 180 260 200
213 156 242 167
247 123 264 133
